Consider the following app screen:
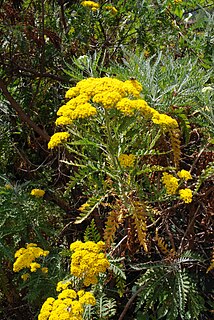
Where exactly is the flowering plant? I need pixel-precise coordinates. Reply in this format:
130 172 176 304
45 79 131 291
48 77 183 251
37 240 115 320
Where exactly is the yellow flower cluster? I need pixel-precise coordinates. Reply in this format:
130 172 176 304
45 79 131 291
162 172 179 195
5 183 12 189
13 243 49 273
31 189 45 197
70 241 110 286
56 280 73 292
105 5 118 14
152 113 178 130
54 77 178 132
38 286 96 320
56 78 180 132
118 154 136 168
179 188 193 203
162 171 193 203
57 77 142 124
81 1 99 11
51 78 180 160
78 202 90 212
48 132 70 149
177 169 192 181
93 91 122 108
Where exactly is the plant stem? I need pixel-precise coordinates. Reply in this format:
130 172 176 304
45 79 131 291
118 285 146 320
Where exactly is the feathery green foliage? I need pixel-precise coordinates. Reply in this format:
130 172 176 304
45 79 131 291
134 251 205 319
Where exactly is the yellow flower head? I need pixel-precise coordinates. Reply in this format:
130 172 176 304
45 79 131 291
162 172 179 195
55 116 73 126
71 103 97 119
38 288 96 320
116 98 136 115
41 267 48 274
81 1 100 10
5 183 13 190
38 297 55 320
79 291 96 305
123 79 142 97
65 87 79 99
78 202 90 212
118 154 136 168
93 91 122 108
179 188 192 203
13 243 49 273
21 273 30 281
58 289 77 300
30 262 41 272
56 280 72 292
48 132 70 149
152 113 178 130
105 5 118 14
30 189 45 197
70 240 109 286
177 169 192 181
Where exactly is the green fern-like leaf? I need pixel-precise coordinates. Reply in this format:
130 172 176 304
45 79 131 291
186 281 205 319
108 257 126 297
108 258 126 280
175 270 190 318
75 195 106 224
194 162 214 193
95 293 117 319
63 50 106 81
177 250 204 265
134 255 205 320
84 219 101 242
64 165 100 194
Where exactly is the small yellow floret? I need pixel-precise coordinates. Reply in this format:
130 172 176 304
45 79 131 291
179 188 192 203
30 189 45 197
58 289 77 300
48 132 70 149
78 202 90 212
65 87 79 99
72 103 97 119
93 91 122 108
162 172 179 195
5 183 13 190
116 98 136 115
30 262 41 272
81 1 100 10
118 154 136 168
79 291 96 305
177 169 192 181
56 280 72 292
41 267 48 273
152 113 178 130
123 79 142 97
38 287 96 320
21 273 30 281
55 116 73 126
105 5 118 14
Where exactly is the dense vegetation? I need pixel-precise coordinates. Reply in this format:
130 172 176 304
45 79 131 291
0 1 213 319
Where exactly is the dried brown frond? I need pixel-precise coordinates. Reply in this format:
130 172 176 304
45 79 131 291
207 247 214 273
132 201 148 252
155 228 169 256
